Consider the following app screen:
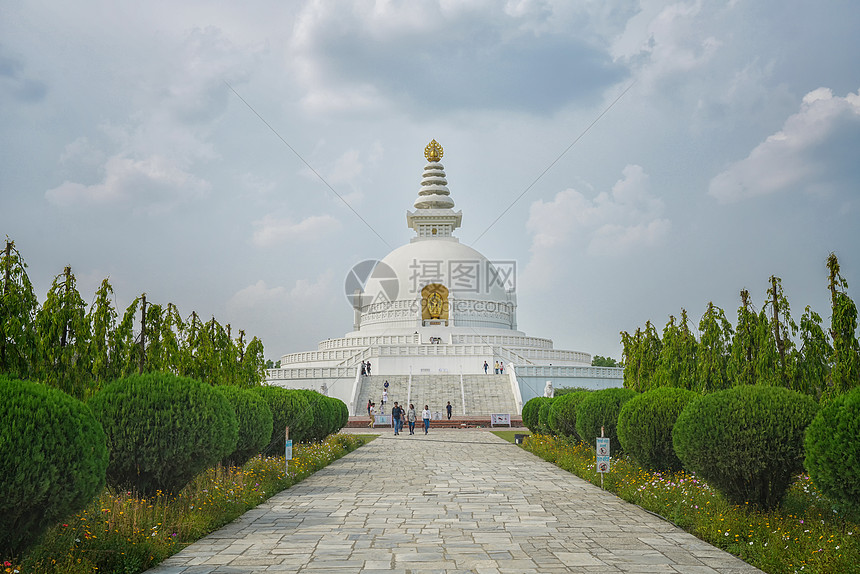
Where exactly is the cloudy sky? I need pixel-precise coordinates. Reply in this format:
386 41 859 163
2 0 859 363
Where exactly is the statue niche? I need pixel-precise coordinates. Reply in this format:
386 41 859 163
421 283 449 325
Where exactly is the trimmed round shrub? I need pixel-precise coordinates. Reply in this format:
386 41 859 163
522 397 552 433
805 387 860 517
1 377 108 557
575 388 638 455
547 391 589 438
89 372 238 496
254 386 313 449
295 389 343 442
538 398 555 434
673 385 818 509
217 386 274 467
617 387 698 471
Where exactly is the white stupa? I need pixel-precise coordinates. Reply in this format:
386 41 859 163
267 140 622 415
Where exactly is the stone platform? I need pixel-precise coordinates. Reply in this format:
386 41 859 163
144 430 761 574
346 415 523 429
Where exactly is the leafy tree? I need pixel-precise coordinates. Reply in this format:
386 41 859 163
727 289 760 386
591 355 618 367
240 335 266 386
35 266 91 398
620 327 642 390
86 278 119 391
795 305 831 396
696 302 733 392
826 253 860 397
620 321 661 392
0 238 39 379
764 275 798 386
754 308 780 386
654 310 697 389
113 296 142 377
145 302 184 374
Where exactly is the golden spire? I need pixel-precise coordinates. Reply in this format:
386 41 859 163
424 139 443 162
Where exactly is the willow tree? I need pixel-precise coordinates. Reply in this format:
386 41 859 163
696 302 733 392
0 238 39 378
826 253 860 397
727 289 760 386
35 266 91 398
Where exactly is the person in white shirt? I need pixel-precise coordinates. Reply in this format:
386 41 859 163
422 405 431 435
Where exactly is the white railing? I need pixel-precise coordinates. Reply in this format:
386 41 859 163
266 367 355 380
348 368 363 416
513 365 624 379
450 334 554 348
505 363 524 414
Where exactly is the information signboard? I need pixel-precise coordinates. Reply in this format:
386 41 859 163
285 439 293 461
491 414 511 427
596 437 610 473
375 414 392 427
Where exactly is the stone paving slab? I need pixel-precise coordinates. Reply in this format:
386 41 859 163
145 431 763 574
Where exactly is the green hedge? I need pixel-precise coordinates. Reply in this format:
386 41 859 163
522 397 552 433
547 391 589 438
89 372 238 496
617 387 698 471
1 377 108 557
217 386 274 467
673 385 818 509
575 388 638 455
538 399 555 434
805 386 860 517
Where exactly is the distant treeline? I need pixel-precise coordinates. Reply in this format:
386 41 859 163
621 253 859 400
0 237 266 399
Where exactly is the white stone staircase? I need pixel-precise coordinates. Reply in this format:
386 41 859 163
355 374 516 417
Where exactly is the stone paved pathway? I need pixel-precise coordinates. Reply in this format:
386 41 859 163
146 430 763 573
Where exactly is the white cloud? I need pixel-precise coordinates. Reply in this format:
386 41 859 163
526 164 670 282
226 273 341 358
251 214 341 247
287 0 623 115
44 26 261 213
612 0 722 91
708 87 860 202
45 154 210 212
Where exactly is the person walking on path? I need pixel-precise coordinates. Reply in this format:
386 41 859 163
368 402 375 428
382 389 388 411
446 401 452 420
422 405 431 435
391 402 403 435
499 361 504 375
406 404 417 435
483 360 488 374
494 361 499 374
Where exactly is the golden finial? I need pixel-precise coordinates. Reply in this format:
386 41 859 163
424 139 443 162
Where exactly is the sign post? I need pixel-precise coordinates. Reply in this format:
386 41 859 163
285 427 293 475
596 426 610 490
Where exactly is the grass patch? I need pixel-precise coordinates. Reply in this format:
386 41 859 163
5 433 369 574
521 434 858 574
491 430 531 444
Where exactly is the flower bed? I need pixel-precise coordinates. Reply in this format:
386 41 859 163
5 434 371 574
523 434 858 574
